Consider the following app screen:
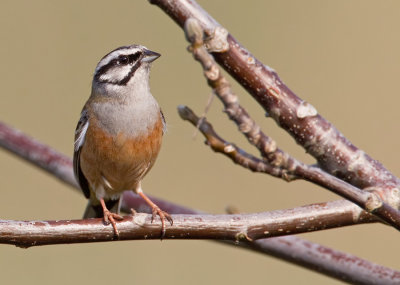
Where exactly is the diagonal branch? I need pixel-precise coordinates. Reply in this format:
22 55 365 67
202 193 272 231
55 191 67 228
181 18 400 230
149 0 400 209
249 236 400 285
185 19 296 171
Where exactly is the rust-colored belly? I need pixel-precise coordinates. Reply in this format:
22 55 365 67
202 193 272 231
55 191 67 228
80 116 163 197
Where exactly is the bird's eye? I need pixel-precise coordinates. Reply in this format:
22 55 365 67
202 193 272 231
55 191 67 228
117 55 129 65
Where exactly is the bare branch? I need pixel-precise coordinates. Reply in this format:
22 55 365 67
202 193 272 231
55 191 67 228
249 236 400 285
179 105 400 229
181 18 400 230
0 1 398 283
0 198 376 247
0 121 376 231
149 0 400 192
1 121 395 283
0 122 79 190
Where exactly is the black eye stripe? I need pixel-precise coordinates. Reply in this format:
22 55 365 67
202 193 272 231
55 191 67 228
94 51 142 82
117 52 141 65
129 52 141 63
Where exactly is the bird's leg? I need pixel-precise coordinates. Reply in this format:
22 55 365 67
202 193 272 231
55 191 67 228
136 190 173 238
100 198 123 237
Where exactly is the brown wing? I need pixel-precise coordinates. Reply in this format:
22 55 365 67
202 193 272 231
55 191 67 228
73 108 91 198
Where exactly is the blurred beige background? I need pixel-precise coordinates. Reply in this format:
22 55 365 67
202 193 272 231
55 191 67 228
0 1 399 284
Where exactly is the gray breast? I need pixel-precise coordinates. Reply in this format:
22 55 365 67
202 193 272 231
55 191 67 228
92 96 160 137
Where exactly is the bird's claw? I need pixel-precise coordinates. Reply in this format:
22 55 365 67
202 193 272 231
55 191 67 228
103 210 123 238
150 206 173 239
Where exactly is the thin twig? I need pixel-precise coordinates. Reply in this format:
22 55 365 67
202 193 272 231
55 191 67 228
193 91 215 139
178 105 293 179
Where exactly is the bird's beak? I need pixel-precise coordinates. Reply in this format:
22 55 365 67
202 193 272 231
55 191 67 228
142 50 161 63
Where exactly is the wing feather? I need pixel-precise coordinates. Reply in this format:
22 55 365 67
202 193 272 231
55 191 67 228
73 109 91 198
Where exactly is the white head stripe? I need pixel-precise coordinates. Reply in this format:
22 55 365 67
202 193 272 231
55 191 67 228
94 45 147 74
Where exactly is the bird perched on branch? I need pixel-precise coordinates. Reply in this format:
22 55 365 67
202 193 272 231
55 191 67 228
73 45 172 237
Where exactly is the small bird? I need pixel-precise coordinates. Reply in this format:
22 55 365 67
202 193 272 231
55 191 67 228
73 45 172 237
